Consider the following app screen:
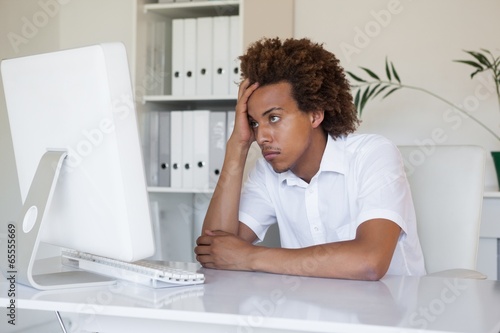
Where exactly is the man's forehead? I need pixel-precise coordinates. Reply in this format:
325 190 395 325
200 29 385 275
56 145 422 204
247 82 295 117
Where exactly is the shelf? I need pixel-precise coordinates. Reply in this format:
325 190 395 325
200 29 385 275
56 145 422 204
148 186 214 194
144 1 239 18
144 95 236 102
142 95 237 109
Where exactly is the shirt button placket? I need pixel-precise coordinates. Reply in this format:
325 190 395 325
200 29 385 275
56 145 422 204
305 179 324 244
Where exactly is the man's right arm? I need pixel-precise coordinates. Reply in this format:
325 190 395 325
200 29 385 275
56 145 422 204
200 79 260 241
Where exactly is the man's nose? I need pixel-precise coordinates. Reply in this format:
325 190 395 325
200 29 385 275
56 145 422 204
255 125 271 146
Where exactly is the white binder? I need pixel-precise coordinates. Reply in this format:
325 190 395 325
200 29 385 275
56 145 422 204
229 16 241 96
196 17 213 96
158 111 171 187
212 16 230 96
182 111 195 189
171 19 184 96
193 110 211 190
146 21 167 95
183 18 197 96
170 111 183 188
148 111 160 186
209 111 227 188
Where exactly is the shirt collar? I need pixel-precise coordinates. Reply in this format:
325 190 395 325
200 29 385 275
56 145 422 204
321 134 346 174
278 135 347 186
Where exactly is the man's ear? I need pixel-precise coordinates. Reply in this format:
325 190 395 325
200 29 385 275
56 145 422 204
310 110 324 128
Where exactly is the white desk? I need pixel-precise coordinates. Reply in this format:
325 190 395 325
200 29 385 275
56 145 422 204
2 265 500 333
479 191 500 280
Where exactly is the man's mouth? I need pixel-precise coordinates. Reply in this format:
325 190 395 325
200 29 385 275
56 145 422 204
262 149 281 161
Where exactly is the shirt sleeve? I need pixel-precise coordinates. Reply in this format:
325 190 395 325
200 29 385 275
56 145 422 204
353 137 414 235
238 158 277 242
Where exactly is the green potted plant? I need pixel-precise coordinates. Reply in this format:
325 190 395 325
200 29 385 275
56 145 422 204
347 49 500 185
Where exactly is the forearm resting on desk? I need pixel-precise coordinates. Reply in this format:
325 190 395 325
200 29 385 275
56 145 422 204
195 237 389 280
195 219 401 281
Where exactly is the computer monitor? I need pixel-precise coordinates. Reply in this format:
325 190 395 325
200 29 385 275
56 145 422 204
0 43 155 289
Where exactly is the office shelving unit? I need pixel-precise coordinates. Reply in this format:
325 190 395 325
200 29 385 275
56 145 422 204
134 0 294 260
140 1 240 195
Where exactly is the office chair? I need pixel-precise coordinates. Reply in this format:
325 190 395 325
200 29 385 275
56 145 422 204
398 145 487 279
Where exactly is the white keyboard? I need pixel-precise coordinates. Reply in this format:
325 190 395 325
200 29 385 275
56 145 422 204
61 250 205 288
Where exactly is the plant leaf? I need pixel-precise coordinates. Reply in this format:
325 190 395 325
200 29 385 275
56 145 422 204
346 71 366 83
470 68 485 79
480 48 497 65
480 48 493 56
359 87 371 114
383 87 400 99
354 88 361 114
366 83 381 101
372 84 391 99
464 50 492 68
360 67 380 80
453 59 483 70
391 62 401 83
385 57 392 81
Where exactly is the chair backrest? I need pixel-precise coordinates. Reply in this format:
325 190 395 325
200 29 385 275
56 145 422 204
398 145 485 274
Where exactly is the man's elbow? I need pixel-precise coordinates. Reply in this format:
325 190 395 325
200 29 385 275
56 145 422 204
358 259 390 281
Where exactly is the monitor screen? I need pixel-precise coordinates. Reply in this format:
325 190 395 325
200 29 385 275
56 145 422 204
1 43 155 265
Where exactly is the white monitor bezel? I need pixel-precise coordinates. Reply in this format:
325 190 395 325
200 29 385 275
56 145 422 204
1 43 155 263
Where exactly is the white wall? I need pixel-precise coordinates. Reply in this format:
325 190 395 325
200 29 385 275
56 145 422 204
295 0 500 189
58 0 137 80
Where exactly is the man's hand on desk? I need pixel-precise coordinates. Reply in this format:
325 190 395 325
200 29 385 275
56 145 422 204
195 230 257 271
194 219 402 281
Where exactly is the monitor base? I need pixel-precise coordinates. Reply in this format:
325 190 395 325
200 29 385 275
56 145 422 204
1 151 115 290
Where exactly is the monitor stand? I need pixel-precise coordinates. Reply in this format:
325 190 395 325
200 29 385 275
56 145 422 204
0 150 115 290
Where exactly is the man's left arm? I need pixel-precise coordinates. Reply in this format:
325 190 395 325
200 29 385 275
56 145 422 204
195 218 401 281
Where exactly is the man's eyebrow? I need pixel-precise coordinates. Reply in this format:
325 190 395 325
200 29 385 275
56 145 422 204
248 107 284 122
261 107 283 117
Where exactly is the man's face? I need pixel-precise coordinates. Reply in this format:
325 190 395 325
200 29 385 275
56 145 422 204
247 81 320 175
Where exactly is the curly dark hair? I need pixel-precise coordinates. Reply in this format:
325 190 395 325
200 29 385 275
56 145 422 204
239 37 359 138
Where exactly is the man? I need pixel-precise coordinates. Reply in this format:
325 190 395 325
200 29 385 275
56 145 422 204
194 37 425 280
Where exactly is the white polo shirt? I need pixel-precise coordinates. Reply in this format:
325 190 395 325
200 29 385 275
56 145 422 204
239 133 426 276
